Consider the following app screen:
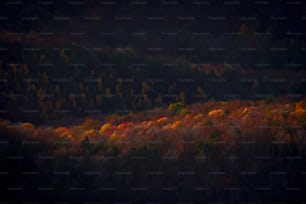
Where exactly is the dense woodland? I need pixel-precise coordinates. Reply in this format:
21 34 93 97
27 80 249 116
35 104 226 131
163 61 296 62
0 41 305 124
1 100 306 202
1 0 306 203
0 1 306 123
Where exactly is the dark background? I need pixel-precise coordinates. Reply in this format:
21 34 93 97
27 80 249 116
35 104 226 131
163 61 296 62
1 0 306 124
1 0 306 67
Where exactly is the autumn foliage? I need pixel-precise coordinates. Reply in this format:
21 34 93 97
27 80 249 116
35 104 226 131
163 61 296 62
1 99 305 158
1 99 306 203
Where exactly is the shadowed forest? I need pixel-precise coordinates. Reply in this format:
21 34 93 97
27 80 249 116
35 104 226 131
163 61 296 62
1 0 306 203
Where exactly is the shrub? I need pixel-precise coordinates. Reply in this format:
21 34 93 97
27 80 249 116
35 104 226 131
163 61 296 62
209 129 221 143
264 95 274 104
271 119 280 126
167 102 185 115
80 118 98 130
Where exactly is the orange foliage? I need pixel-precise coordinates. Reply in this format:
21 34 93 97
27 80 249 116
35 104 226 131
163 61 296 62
55 126 70 135
2 100 306 157
156 117 169 125
99 123 114 135
170 121 183 129
55 126 73 139
21 122 35 129
208 109 224 117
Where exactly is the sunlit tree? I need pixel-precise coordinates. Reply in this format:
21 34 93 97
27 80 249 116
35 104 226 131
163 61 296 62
58 49 69 63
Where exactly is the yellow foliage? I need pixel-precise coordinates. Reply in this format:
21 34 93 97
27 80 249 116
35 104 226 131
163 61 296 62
109 131 119 141
167 102 184 114
84 129 96 136
81 129 98 142
99 123 113 134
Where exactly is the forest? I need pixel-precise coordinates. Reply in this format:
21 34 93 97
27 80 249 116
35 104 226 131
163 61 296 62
1 100 306 202
1 0 306 203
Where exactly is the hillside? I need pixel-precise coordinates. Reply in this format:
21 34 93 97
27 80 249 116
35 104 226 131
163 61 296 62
1 39 305 124
1 100 306 202
1 0 306 124
1 1 306 203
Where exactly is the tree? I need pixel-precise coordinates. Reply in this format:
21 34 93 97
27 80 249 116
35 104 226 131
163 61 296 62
55 99 62 110
116 84 123 98
58 49 69 64
196 87 205 95
240 23 248 36
155 94 163 106
179 90 186 104
141 81 149 95
42 72 48 83
10 64 17 80
54 84 61 95
40 104 49 121
97 77 103 91
105 88 112 99
95 94 102 106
